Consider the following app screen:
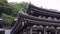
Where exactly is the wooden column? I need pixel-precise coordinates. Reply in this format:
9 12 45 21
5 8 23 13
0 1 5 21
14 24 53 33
26 30 28 34
39 32 41 34
47 31 51 34
30 27 33 34
37 30 39 34
47 28 51 34
43 26 46 34
54 26 57 34
44 29 46 34
41 31 44 34
49 32 51 34
55 30 57 34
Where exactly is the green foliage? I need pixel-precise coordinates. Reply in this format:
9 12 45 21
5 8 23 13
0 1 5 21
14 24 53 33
15 2 28 12
0 1 28 26
1 13 14 26
9 2 28 17
0 0 13 26
0 0 12 16
0 0 8 6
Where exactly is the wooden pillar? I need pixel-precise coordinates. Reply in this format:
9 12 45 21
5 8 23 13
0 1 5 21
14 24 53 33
47 32 50 34
47 32 49 34
39 32 41 34
27 30 28 34
55 29 57 34
37 30 39 34
54 26 57 34
41 31 44 34
44 29 46 34
47 30 51 34
30 27 33 34
43 26 46 34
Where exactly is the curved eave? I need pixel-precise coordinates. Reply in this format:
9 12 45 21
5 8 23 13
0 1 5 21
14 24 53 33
19 13 60 23
27 3 60 18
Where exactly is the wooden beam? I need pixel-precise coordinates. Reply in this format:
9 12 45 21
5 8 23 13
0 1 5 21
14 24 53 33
31 8 60 18
19 13 60 23
25 19 60 26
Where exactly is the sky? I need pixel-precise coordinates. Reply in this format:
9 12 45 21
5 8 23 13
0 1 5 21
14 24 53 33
7 0 60 11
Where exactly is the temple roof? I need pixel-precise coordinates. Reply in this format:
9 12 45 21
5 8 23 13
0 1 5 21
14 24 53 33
27 3 60 18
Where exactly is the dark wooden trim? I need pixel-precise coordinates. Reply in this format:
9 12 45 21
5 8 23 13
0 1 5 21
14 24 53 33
19 13 60 23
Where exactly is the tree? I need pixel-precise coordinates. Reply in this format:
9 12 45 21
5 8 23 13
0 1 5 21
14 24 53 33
0 2 28 27
1 13 14 26
9 2 28 17
0 0 12 16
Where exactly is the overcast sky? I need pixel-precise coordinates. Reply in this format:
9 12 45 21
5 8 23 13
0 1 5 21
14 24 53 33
7 0 60 11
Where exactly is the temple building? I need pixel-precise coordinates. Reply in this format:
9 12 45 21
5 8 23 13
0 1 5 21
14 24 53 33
11 3 60 34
